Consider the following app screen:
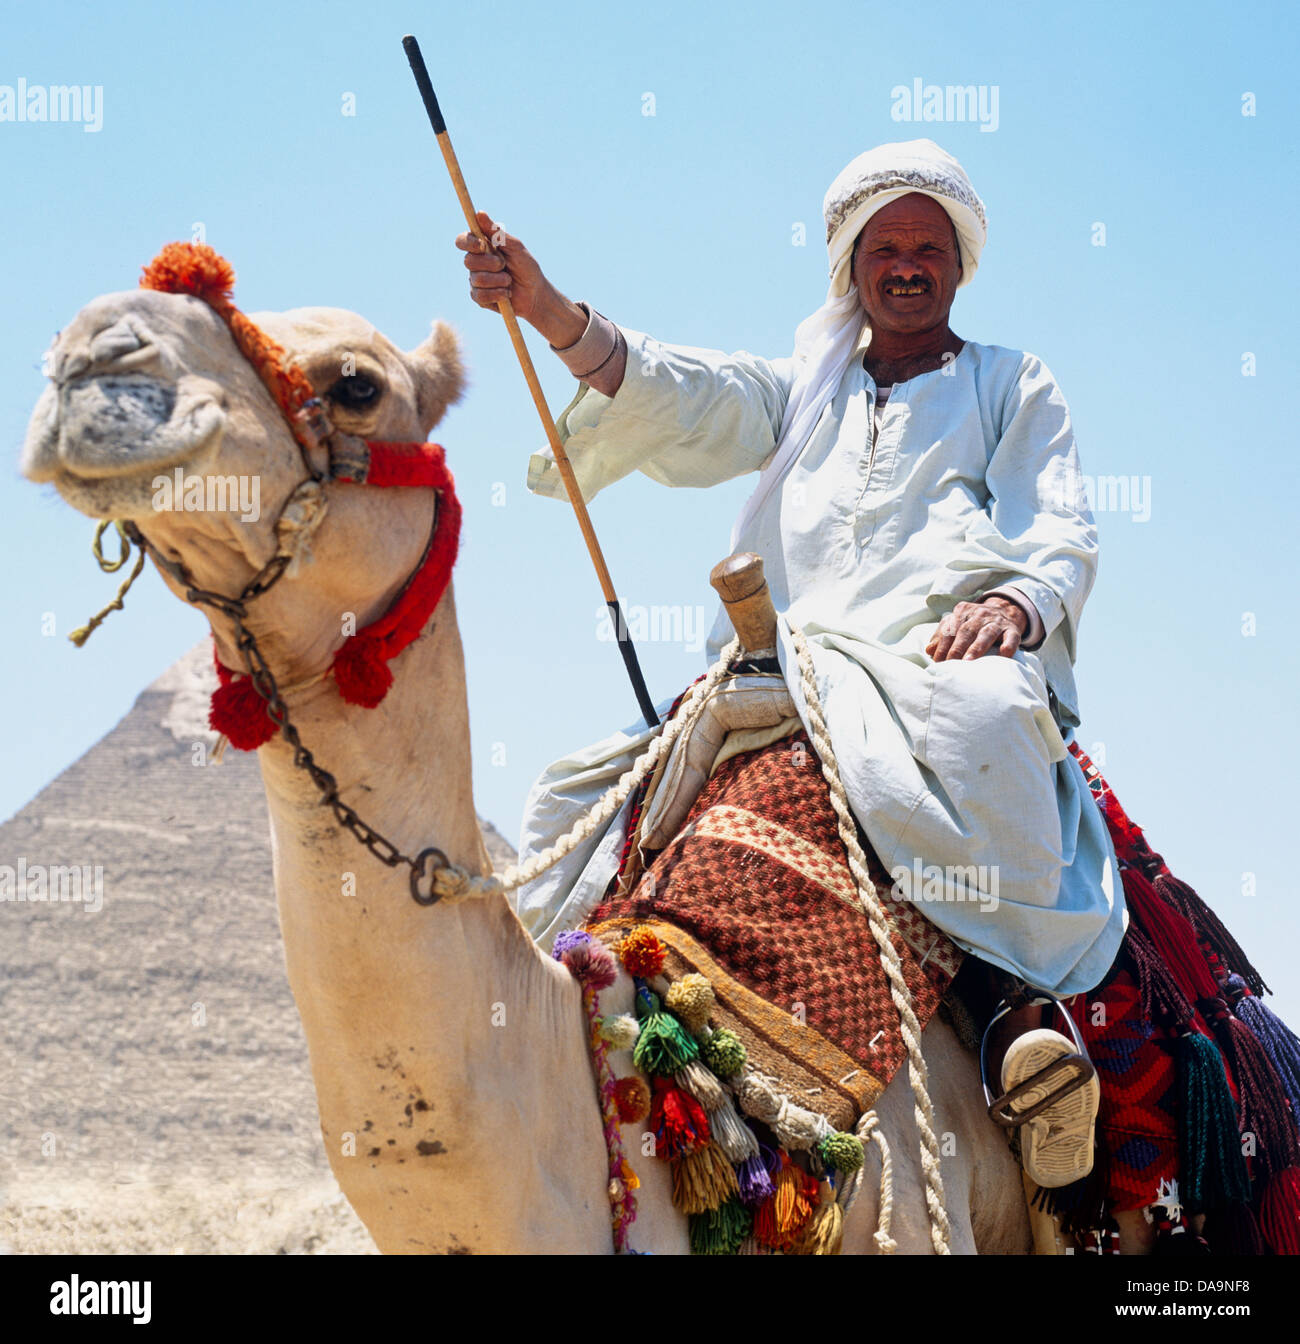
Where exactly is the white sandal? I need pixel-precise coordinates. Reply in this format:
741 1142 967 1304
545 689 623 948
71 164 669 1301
981 995 1100 1189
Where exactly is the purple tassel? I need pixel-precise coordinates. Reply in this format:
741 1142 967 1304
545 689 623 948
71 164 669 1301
737 1153 775 1208
552 929 618 991
1234 989 1300 1126
1200 995 1300 1180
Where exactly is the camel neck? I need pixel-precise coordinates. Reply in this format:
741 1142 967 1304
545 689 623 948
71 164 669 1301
251 592 612 1252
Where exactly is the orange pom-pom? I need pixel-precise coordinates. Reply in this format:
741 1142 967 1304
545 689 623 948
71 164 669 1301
620 926 667 978
140 242 236 310
613 1075 651 1124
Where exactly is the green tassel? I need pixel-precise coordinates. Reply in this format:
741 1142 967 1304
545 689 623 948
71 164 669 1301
632 988 700 1075
702 1027 747 1078
689 1195 752 1254
1174 1030 1250 1212
817 1131 865 1175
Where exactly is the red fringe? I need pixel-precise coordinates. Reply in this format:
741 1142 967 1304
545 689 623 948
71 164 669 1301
1121 869 1220 1003
1259 1167 1300 1255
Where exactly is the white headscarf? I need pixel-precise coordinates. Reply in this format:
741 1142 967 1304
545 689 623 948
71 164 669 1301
729 139 987 547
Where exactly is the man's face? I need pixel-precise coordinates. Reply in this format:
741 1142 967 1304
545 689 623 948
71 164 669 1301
850 193 963 335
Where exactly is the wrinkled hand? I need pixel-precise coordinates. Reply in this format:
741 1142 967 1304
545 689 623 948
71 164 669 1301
455 209 554 325
926 597 1027 662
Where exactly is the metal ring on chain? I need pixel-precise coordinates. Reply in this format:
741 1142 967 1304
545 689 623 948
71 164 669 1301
409 847 451 906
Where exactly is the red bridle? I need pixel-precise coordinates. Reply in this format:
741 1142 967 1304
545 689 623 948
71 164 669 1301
138 242 462 750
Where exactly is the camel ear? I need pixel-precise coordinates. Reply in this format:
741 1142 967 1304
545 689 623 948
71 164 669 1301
407 320 466 434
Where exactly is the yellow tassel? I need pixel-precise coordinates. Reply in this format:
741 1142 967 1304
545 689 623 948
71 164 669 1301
794 1180 844 1255
671 1141 739 1215
773 1154 811 1236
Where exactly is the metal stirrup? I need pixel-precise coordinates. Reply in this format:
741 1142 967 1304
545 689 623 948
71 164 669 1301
979 989 1096 1127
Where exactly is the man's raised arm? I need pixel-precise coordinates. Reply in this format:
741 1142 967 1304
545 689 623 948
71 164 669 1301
454 211 796 504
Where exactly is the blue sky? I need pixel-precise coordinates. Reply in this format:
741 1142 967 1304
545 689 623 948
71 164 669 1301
3 1 1297 1017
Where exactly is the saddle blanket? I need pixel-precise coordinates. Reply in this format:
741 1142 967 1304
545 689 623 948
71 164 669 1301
588 727 962 1133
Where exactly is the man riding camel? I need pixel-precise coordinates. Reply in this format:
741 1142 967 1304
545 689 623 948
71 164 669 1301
456 138 1124 1189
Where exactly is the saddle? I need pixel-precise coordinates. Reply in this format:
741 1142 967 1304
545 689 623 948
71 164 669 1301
585 552 1300 1255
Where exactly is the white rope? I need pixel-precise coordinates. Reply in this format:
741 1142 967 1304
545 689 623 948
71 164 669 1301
837 1111 897 1253
427 638 740 905
427 619 950 1255
788 623 951 1255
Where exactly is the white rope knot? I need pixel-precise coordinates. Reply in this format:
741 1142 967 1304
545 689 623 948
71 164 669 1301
429 864 502 905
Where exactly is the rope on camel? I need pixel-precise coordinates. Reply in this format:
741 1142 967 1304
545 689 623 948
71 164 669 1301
429 622 950 1254
842 1110 898 1254
788 622 951 1255
426 637 740 905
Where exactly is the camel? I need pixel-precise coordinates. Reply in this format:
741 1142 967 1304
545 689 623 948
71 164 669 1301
21 272 1032 1254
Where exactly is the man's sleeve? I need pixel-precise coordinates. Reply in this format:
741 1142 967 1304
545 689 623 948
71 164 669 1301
527 324 798 504
927 353 1098 662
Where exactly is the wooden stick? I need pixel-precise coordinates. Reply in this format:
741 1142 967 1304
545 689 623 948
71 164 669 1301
402 34 658 729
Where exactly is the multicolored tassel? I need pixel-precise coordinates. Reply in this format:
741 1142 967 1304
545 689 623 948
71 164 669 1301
1233 988 1300 1123
793 1178 844 1255
1258 1166 1300 1255
753 1151 817 1250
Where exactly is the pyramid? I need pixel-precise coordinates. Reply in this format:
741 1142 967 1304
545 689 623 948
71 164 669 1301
0 640 515 1253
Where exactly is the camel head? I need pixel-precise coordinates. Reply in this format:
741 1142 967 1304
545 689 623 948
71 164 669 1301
22 249 466 683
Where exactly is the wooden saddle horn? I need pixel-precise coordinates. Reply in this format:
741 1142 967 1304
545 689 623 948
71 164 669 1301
709 552 778 657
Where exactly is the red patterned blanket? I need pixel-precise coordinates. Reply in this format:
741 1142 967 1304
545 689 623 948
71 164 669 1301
588 728 961 1133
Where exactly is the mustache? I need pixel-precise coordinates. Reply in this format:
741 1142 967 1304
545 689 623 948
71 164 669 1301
881 276 931 291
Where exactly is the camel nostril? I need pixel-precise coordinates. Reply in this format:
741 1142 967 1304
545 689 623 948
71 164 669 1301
80 317 155 376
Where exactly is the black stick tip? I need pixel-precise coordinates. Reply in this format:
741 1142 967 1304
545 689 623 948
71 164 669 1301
402 33 446 135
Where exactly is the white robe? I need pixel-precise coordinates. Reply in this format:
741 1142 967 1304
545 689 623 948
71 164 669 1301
512 325 1127 996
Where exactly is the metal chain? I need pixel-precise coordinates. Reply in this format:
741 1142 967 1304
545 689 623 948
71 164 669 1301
122 519 451 905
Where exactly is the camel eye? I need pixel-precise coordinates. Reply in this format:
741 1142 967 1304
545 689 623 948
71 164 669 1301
329 373 381 411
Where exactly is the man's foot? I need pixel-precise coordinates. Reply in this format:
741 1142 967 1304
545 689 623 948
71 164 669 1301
1000 1027 1100 1189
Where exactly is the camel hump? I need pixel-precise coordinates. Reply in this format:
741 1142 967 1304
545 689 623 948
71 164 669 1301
709 552 778 655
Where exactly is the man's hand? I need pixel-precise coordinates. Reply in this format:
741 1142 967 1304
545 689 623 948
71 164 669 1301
455 210 585 345
926 596 1028 662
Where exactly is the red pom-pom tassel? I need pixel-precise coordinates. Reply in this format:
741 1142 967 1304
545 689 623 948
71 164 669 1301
332 634 394 708
613 1076 651 1125
209 673 277 750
